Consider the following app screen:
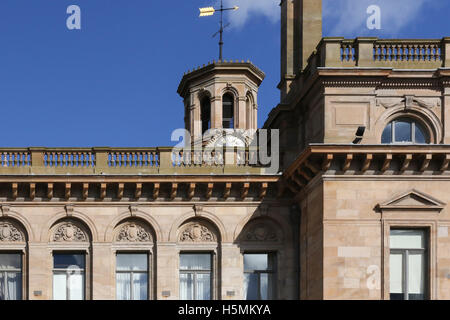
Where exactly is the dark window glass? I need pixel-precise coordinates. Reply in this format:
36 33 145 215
381 122 392 144
415 123 427 144
394 121 412 142
201 97 211 134
222 94 234 129
53 254 85 269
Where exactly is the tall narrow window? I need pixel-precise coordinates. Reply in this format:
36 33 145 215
53 253 85 300
222 94 234 129
244 253 276 300
179 253 212 300
0 253 22 300
116 253 148 300
201 97 211 134
390 229 428 300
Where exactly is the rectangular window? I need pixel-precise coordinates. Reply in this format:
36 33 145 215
53 253 85 300
0 253 22 300
116 253 148 300
390 229 428 300
179 253 212 300
244 253 276 300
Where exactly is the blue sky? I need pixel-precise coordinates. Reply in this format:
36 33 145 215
0 0 448 147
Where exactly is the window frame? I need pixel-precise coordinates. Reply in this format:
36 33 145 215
52 252 86 301
389 228 429 301
115 252 150 301
179 252 213 301
382 118 429 144
0 251 23 301
243 252 277 300
222 93 235 129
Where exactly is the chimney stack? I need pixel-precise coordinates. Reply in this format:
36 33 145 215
280 0 322 100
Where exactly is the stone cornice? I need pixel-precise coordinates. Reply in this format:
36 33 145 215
281 144 450 195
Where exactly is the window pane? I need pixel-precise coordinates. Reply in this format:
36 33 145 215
179 273 194 300
116 273 131 300
415 123 427 144
244 273 259 300
180 254 211 270
132 273 148 300
394 121 412 143
381 123 392 144
116 254 147 271
53 274 67 300
68 273 84 300
0 254 21 270
244 254 269 271
196 274 211 300
408 253 425 300
390 229 426 249
390 252 403 299
54 254 85 269
261 273 274 300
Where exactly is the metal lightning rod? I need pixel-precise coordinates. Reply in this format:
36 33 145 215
199 0 239 61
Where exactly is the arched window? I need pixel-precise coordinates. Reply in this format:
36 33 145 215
201 97 211 135
222 93 234 129
381 118 429 144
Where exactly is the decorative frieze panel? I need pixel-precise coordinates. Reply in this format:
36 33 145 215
115 222 153 243
52 222 88 242
244 223 278 242
0 221 25 242
179 222 217 243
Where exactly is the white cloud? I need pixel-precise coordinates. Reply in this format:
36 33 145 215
222 0 280 28
323 0 435 36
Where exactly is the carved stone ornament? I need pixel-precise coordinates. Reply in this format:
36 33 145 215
376 96 441 110
115 223 152 242
179 223 216 242
244 223 278 242
53 222 87 242
0 222 24 242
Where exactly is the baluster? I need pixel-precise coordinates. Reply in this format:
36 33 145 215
114 152 119 167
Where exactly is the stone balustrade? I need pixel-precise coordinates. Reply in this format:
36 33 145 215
310 37 450 69
0 147 268 175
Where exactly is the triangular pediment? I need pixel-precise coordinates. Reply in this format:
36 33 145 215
378 189 445 211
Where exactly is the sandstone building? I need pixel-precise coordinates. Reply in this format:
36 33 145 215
0 0 449 300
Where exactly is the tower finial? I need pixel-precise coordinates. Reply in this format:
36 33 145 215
199 0 239 61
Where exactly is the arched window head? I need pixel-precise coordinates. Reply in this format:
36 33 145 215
222 93 234 129
201 97 211 135
382 118 429 144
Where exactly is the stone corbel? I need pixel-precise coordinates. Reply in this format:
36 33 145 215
117 183 124 200
241 183 250 200
65 183 71 201
11 183 18 201
47 183 54 200
100 183 107 200
188 183 196 200
82 183 89 200
153 183 160 200
223 183 232 200
205 183 213 200
170 183 178 200
259 183 268 200
29 183 35 201
135 183 142 200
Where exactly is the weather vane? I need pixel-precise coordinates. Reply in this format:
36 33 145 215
199 0 239 61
